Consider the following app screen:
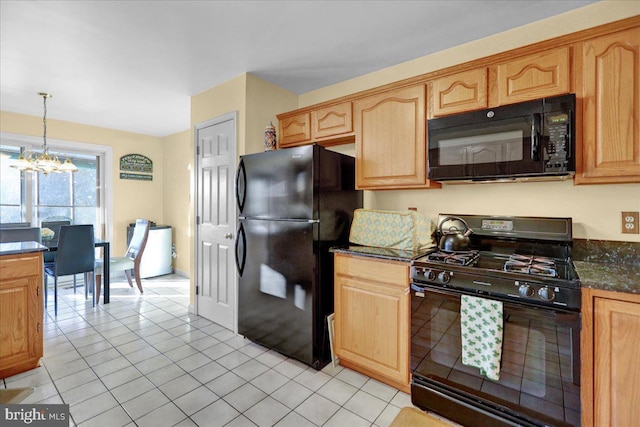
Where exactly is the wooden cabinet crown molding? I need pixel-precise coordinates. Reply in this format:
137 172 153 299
276 16 640 185
279 16 640 121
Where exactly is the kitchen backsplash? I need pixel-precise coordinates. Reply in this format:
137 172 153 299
573 239 640 266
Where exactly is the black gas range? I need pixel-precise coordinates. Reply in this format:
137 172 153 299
410 214 582 427
412 214 581 311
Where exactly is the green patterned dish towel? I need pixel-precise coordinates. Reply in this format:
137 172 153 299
460 295 504 381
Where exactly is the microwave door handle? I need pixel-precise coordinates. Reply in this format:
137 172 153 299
531 113 541 161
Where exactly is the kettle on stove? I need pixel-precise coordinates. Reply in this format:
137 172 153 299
438 216 473 252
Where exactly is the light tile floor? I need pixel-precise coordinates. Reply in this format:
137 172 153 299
1 274 413 427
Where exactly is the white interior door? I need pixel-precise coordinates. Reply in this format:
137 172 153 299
195 112 237 331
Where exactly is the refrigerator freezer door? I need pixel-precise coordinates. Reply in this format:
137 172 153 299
237 146 315 220
237 218 317 365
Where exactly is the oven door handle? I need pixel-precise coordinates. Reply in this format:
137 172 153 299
411 283 460 298
411 282 581 318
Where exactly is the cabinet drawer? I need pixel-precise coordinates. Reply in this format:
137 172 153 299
335 254 408 287
0 253 41 281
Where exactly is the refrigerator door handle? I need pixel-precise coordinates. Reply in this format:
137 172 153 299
235 223 246 276
235 158 247 213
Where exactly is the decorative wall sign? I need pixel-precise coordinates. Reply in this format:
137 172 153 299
120 172 153 181
120 154 153 173
119 154 152 181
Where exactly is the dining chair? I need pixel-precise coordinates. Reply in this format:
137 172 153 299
0 227 41 243
43 224 95 316
95 219 150 300
40 219 76 287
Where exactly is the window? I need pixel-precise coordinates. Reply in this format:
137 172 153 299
0 135 111 240
0 145 23 222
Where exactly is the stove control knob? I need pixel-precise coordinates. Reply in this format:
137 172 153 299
518 283 535 297
538 286 556 301
425 270 436 281
437 271 451 284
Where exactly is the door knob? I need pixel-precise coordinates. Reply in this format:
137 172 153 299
224 233 233 239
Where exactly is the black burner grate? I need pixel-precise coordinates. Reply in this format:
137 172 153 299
503 254 558 278
425 250 480 266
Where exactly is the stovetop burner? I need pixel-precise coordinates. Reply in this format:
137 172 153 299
503 254 558 278
425 250 479 266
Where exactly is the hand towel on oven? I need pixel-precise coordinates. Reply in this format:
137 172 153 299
460 295 504 381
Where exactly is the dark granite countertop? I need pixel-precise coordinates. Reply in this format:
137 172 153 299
333 239 640 294
0 241 48 256
574 261 640 295
572 239 640 295
330 244 435 262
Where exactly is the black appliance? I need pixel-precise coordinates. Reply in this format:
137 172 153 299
411 214 581 427
235 145 362 369
428 94 576 182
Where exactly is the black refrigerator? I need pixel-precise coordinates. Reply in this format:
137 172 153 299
235 145 362 369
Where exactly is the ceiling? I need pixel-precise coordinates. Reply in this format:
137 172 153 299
1 0 598 137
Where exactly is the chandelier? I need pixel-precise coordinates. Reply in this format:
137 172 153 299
11 92 78 174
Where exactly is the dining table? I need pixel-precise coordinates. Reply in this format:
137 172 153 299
43 237 111 304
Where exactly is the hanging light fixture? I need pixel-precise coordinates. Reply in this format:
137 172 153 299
11 92 78 174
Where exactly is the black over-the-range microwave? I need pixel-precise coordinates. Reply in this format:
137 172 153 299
427 93 576 182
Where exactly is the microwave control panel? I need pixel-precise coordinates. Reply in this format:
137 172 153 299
544 112 571 172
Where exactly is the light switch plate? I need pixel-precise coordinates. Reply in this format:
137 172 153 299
622 211 639 234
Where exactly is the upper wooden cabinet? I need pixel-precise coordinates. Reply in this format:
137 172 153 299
355 84 439 189
574 27 640 184
278 112 311 148
275 17 640 185
429 48 569 117
429 68 488 117
277 101 354 148
490 47 571 106
312 101 353 140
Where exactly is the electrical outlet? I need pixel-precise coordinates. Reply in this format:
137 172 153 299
622 211 639 234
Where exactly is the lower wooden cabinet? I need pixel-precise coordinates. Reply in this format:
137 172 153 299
0 252 44 379
581 287 640 427
334 253 410 392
